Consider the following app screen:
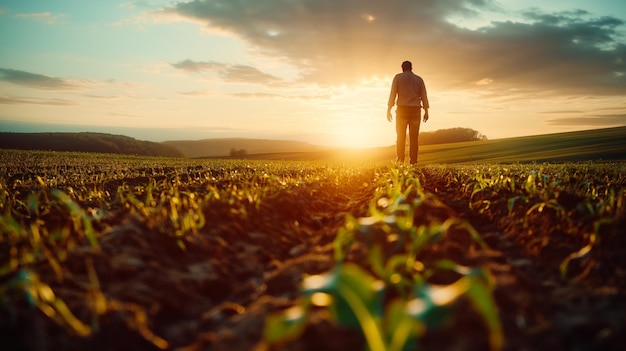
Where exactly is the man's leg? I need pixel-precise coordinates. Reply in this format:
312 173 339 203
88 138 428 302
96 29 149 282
395 113 408 162
408 110 422 165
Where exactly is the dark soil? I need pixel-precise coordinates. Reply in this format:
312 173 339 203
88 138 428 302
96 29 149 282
2 168 625 351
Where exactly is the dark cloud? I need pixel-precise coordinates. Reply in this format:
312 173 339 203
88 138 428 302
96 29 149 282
171 59 283 84
0 68 78 90
546 114 626 126
454 10 626 95
164 0 625 95
170 60 222 72
539 110 584 114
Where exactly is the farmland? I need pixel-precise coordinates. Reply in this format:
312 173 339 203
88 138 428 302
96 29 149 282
1 148 625 350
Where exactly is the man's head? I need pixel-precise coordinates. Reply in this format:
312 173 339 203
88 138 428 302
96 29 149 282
401 61 412 72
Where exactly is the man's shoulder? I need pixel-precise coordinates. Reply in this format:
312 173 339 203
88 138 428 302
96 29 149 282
398 71 424 79
410 72 424 79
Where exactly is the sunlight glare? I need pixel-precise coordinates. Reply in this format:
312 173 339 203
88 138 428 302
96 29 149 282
331 117 382 148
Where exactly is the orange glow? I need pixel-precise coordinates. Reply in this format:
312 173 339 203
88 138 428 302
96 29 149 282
331 116 384 148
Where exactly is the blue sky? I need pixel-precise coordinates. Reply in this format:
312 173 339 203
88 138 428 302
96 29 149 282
1 0 625 147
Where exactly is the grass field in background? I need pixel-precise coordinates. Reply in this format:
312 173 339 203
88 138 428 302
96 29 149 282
418 126 626 164
245 126 626 163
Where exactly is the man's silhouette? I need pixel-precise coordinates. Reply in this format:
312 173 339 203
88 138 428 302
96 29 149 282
387 60 429 165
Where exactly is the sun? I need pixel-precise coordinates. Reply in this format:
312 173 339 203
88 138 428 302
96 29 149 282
331 117 390 149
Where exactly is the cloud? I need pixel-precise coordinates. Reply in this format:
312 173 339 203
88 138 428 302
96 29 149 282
177 88 332 100
539 110 584 114
107 112 144 118
15 12 65 25
455 10 626 95
229 92 332 100
178 90 214 97
0 68 79 90
230 92 285 98
162 0 625 96
171 59 283 85
475 78 493 86
0 94 78 106
84 94 122 100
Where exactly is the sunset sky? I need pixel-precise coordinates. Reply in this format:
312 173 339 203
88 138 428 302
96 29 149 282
1 0 625 148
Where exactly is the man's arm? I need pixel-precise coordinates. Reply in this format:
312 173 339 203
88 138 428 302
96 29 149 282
420 78 429 122
387 76 398 122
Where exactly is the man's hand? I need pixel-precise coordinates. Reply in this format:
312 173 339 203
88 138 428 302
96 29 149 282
387 110 393 122
423 110 429 123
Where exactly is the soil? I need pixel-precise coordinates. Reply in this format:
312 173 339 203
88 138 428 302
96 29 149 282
2 167 625 351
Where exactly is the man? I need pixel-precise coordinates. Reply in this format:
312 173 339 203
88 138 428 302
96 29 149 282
387 60 429 165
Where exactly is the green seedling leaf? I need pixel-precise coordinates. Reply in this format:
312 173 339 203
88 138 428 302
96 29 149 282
52 189 99 250
411 278 468 329
386 299 420 351
12 269 92 337
507 196 522 213
465 278 503 351
559 233 596 279
337 280 386 351
415 262 502 351
368 245 387 279
264 305 309 344
302 264 386 351
406 295 452 331
303 264 384 328
334 219 357 262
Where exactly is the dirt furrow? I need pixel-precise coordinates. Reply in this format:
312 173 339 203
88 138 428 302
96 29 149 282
421 171 626 351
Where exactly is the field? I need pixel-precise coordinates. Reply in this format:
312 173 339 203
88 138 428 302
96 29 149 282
242 126 626 163
1 148 625 351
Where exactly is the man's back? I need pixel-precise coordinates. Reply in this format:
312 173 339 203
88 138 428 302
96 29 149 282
388 71 429 109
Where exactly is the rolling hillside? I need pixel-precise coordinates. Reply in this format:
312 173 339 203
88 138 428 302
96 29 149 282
417 126 626 164
0 132 184 157
243 126 626 163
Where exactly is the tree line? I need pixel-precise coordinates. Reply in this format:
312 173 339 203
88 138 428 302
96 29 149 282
419 127 487 145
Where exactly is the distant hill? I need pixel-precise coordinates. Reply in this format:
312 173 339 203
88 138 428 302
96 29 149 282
162 138 323 158
0 132 184 157
416 126 626 164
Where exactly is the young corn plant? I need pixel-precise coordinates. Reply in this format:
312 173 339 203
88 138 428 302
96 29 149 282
265 167 502 351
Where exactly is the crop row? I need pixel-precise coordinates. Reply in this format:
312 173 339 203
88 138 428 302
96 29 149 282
0 149 377 348
265 162 625 350
423 163 625 278
1 149 624 350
